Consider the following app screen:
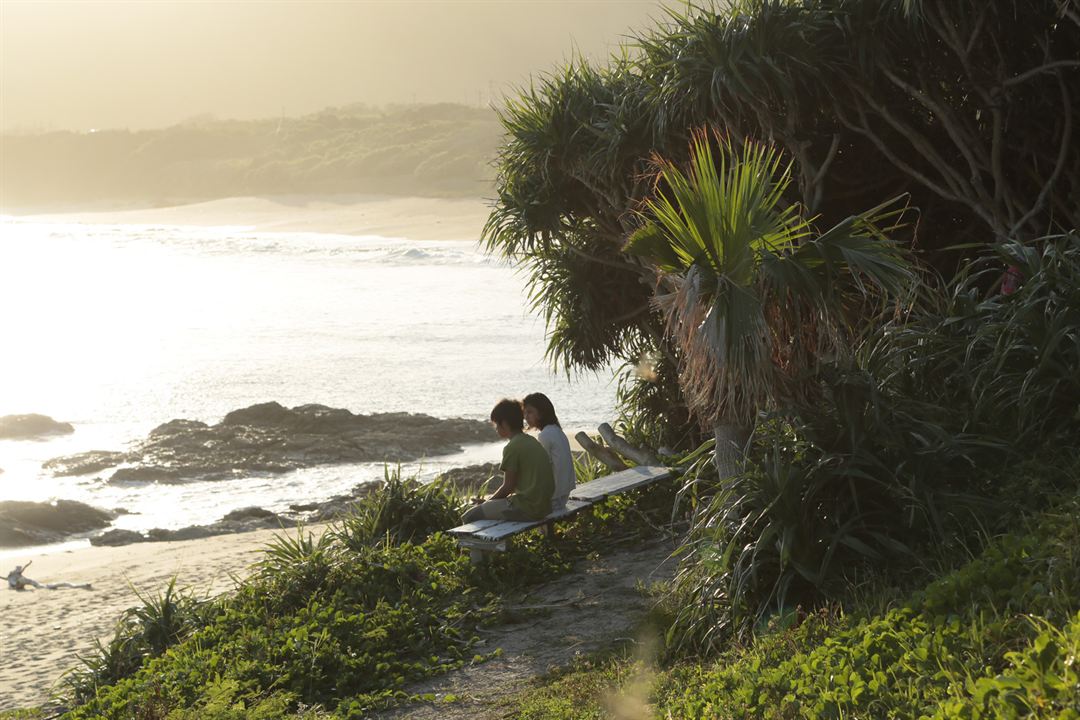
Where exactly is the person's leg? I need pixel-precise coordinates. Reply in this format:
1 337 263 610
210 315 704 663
461 501 486 523
461 498 516 523
462 498 524 520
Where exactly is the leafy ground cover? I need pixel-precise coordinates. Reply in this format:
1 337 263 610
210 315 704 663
501 488 1080 719
39 465 679 719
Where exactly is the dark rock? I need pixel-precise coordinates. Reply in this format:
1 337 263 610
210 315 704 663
222 506 278 522
110 466 184 484
43 451 127 477
85 464 484 548
434 464 501 492
0 414 74 439
44 402 492 484
148 419 210 438
147 526 216 542
308 481 384 521
91 529 146 546
434 463 502 494
0 500 116 547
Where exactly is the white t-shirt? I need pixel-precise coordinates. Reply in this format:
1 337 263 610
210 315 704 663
538 424 575 511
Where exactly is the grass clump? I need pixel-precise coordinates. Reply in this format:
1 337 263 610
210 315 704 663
331 467 468 548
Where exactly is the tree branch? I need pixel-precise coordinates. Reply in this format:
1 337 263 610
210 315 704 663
850 82 972 202
1011 74 1072 237
881 67 992 207
1003 60 1080 88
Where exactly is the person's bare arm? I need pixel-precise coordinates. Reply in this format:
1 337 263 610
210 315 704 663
488 470 518 500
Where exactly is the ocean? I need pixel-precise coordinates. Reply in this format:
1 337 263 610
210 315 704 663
0 216 618 552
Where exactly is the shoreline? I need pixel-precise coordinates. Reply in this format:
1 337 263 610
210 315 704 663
1 193 492 242
0 523 329 712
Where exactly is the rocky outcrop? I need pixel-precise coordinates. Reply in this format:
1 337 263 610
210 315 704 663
0 414 74 440
0 500 115 547
45 402 492 483
433 463 502 494
88 481 385 546
43 451 127 477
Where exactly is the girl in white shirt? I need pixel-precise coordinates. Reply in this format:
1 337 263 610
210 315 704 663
522 392 576 512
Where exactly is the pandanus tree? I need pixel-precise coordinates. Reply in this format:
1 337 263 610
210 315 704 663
626 134 914 478
485 0 1078 451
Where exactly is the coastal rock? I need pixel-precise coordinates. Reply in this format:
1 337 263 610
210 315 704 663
109 467 185 484
147 526 217 542
43 402 493 483
85 475 433 547
91 528 146 546
434 463 502 494
43 451 127 477
310 481 384 521
89 506 288 546
0 414 74 440
222 506 279 522
0 500 116 547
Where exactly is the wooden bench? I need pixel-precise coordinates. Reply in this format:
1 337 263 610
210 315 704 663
448 465 674 562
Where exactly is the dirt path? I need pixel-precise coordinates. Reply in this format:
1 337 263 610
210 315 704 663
373 538 678 720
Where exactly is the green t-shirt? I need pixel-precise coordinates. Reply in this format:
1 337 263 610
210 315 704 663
501 432 555 519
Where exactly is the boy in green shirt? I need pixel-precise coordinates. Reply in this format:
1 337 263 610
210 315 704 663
462 399 555 523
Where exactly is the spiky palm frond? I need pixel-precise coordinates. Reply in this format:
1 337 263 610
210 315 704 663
628 133 913 425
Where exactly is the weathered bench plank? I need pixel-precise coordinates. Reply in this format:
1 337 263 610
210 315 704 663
568 465 673 503
450 519 503 535
449 465 675 560
449 499 592 544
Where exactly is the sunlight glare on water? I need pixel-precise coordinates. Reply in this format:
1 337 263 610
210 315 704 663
0 218 618 529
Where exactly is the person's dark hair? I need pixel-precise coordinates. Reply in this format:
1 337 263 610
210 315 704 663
523 392 560 429
490 398 524 431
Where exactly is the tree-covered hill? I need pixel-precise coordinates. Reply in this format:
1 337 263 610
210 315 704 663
0 103 499 211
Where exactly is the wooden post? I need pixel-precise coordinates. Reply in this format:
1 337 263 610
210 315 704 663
597 423 662 466
574 432 628 471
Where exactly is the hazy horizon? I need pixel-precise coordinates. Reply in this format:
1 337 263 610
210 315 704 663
1 0 673 134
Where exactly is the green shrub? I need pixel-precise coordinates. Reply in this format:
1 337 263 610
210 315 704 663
66 578 210 705
64 535 484 718
867 233 1080 451
932 613 1080 720
59 462 682 718
655 494 1080 719
330 468 467 549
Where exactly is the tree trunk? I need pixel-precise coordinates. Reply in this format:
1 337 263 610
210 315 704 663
713 423 750 482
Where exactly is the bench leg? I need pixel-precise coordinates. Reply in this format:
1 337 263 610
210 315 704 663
469 548 486 565
545 521 556 541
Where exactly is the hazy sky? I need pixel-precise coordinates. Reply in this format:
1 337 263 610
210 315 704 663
1 0 674 132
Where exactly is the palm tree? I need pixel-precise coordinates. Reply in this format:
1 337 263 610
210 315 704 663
626 132 913 478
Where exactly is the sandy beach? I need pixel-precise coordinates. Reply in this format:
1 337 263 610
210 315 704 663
13 194 491 242
0 525 325 711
